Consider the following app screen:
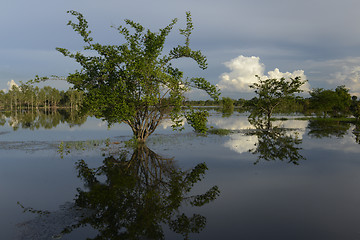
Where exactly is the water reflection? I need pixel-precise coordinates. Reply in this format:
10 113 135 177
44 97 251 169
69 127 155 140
247 128 305 165
353 124 360 144
307 119 351 138
209 113 306 164
0 109 87 130
18 145 219 240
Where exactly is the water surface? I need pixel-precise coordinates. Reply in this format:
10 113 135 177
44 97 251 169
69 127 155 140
1 111 360 239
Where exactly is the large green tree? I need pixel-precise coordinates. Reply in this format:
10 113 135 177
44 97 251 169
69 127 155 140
249 76 306 129
56 11 219 142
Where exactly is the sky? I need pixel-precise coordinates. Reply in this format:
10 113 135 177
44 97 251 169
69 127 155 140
2 0 360 99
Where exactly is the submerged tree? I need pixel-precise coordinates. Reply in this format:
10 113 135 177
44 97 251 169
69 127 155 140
56 11 219 143
221 97 234 117
249 76 306 129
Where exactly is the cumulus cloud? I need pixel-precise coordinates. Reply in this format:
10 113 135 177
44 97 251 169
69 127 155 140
8 79 18 89
1 79 19 92
304 57 360 96
328 58 360 96
217 55 309 93
217 56 264 93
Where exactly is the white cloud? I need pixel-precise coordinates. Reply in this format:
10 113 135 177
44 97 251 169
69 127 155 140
217 55 309 93
224 133 258 155
305 57 360 96
3 80 19 92
329 60 360 96
217 55 264 93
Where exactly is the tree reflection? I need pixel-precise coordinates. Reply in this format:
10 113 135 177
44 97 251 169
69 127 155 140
307 119 351 138
248 118 305 165
248 128 305 165
19 145 219 240
352 124 360 144
0 109 87 130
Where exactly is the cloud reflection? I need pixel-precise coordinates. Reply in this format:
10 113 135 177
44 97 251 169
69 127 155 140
209 115 307 155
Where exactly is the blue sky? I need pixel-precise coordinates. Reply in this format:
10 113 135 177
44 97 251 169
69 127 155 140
2 0 360 98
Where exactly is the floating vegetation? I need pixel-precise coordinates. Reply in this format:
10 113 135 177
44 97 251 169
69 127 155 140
208 128 232 136
57 138 110 158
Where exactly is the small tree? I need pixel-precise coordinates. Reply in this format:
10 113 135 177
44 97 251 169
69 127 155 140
221 97 234 116
56 11 219 143
249 76 306 129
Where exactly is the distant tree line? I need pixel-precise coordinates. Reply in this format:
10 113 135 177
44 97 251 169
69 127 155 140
186 85 360 121
2 81 360 124
0 82 83 111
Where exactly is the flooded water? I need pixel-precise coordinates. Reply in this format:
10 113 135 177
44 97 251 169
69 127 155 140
1 110 360 240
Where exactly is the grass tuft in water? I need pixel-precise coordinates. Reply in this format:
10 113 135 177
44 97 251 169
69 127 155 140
208 128 232 136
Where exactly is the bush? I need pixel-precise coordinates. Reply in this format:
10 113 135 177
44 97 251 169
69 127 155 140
186 109 209 134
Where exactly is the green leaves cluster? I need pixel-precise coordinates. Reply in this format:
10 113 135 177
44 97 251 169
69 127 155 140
185 109 209 134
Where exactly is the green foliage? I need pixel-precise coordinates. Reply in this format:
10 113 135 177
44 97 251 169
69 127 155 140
221 97 234 117
249 76 306 129
208 128 232 136
190 186 220 206
57 11 219 142
185 109 209 134
0 81 83 111
309 86 352 118
169 213 206 238
221 97 234 110
350 96 360 121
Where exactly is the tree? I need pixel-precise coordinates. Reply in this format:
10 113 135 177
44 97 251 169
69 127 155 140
8 84 21 111
186 109 209 134
309 86 352 118
350 96 360 121
19 82 35 110
221 97 234 116
0 90 5 109
249 76 306 129
334 85 352 117
56 11 219 143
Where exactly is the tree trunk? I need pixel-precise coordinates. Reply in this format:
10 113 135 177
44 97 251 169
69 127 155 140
127 108 164 143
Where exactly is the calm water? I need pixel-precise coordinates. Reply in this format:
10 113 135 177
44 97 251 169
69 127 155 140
1 111 360 240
